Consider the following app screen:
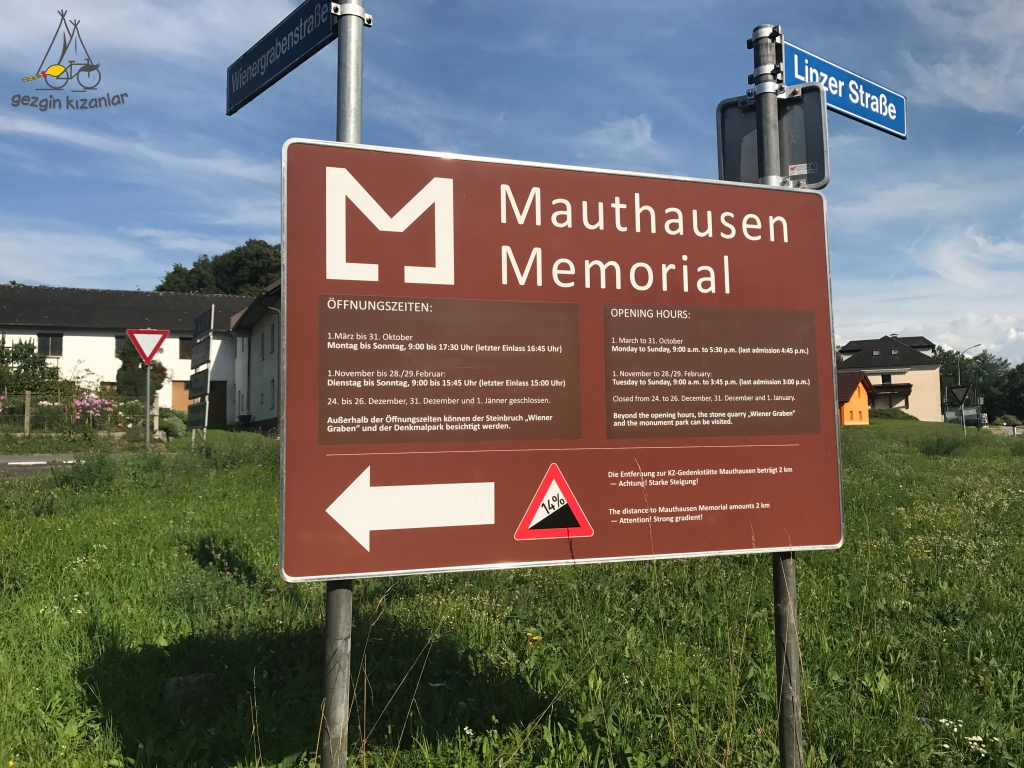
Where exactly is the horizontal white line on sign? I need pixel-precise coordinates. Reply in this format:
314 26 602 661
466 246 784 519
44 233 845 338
326 442 800 458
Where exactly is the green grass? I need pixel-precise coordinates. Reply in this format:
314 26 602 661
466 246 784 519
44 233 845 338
1 423 1022 766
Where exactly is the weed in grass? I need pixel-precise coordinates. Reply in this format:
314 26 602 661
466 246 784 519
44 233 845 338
52 451 116 491
918 432 966 457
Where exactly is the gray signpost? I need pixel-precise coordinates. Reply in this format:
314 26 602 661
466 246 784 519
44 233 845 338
747 24 804 768
189 305 214 447
228 5 371 765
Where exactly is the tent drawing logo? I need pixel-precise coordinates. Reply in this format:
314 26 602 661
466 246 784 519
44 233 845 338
514 464 594 541
23 10 102 91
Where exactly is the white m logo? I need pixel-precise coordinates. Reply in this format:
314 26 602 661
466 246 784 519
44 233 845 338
325 168 454 284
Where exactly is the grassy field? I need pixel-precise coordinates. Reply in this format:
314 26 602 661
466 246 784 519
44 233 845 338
1 423 1022 767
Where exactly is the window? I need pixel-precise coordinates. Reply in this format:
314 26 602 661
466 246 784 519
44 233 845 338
270 323 275 354
848 410 853 421
261 332 265 361
179 338 194 360
37 333 63 357
270 379 276 410
260 391 264 405
891 349 899 355
872 349 880 356
858 411 862 420
881 374 892 385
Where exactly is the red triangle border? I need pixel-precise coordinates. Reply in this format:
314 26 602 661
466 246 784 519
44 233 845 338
514 463 594 541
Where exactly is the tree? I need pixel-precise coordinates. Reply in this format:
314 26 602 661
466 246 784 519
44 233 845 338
935 346 1013 418
0 334 60 393
155 239 280 296
115 338 167 398
1005 363 1024 421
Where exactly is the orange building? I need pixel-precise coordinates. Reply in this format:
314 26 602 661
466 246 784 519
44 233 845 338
837 371 874 425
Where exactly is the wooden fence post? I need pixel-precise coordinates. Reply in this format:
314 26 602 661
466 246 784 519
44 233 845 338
24 390 31 435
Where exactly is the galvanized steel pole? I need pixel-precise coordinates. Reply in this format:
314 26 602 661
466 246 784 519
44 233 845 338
772 551 803 767
750 23 804 768
145 362 151 450
750 24 782 186
323 7 366 767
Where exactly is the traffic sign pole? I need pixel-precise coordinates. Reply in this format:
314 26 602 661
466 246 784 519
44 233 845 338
323 6 366 765
145 362 151 451
751 23 804 768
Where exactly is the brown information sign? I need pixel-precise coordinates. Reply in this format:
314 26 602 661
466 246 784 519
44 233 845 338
282 140 843 581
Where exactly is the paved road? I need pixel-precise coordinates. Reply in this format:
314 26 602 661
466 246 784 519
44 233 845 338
0 454 75 477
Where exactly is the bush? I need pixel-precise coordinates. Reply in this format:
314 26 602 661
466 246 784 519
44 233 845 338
160 407 188 424
162 415 186 439
52 451 116 490
992 414 1022 427
116 400 146 429
870 408 919 421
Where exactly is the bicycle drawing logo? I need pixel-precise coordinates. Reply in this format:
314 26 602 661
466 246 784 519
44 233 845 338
23 10 101 91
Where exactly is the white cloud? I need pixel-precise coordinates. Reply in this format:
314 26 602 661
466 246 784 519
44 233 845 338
0 1 295 64
363 67 495 150
0 114 277 184
120 228 235 255
830 176 1019 232
896 0 1024 115
833 228 1024 362
0 218 162 288
575 115 667 163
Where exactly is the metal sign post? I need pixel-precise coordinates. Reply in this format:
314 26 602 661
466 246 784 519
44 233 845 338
750 23 804 768
323 6 368 766
145 362 151 450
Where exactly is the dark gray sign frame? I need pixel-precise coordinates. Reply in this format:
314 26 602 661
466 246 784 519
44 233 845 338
717 83 830 189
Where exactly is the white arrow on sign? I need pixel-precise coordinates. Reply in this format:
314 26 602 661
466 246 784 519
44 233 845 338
327 466 495 551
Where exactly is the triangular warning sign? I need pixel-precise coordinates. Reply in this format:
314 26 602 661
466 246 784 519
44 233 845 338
948 385 971 406
515 464 593 540
126 328 170 365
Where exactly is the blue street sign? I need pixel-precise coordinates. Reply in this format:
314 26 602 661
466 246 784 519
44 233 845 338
227 0 336 115
783 41 907 139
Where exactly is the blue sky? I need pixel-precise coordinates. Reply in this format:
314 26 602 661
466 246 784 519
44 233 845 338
2 0 1023 360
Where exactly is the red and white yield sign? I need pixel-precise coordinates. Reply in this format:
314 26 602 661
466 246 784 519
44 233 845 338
280 140 844 582
126 328 169 365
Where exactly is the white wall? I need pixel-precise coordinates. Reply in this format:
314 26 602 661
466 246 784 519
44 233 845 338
866 365 942 422
1 330 236 411
233 335 249 423
238 304 280 425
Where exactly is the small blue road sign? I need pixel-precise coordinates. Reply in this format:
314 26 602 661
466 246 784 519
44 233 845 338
783 41 907 139
227 0 336 115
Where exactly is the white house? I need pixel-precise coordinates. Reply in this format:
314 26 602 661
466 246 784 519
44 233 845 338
0 284 252 422
229 280 281 430
837 335 942 422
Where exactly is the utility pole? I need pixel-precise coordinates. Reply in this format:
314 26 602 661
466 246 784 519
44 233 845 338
323 5 368 766
749 24 804 768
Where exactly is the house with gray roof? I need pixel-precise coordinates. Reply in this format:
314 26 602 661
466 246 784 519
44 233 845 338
837 334 941 421
0 284 251 423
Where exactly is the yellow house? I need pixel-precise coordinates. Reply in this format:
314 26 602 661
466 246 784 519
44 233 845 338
837 371 874 425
